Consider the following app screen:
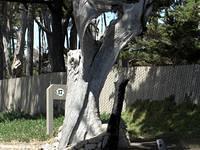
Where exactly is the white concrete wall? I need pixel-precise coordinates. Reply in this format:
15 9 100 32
1 65 200 114
99 65 200 113
0 72 67 115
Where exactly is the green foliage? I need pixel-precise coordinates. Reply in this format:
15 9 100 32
122 98 200 140
121 0 200 65
100 112 110 123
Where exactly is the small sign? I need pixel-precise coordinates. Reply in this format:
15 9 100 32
56 88 65 97
46 84 66 135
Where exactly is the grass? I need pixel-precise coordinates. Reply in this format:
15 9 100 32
122 97 200 142
1 98 200 144
0 111 111 142
0 111 64 142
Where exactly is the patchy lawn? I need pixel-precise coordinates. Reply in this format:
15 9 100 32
0 111 64 142
1 98 200 149
0 111 112 143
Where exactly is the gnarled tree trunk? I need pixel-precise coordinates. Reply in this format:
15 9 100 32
59 0 153 149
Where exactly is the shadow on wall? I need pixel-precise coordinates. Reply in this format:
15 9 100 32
0 72 67 115
125 64 200 106
99 64 200 114
1 65 199 115
99 67 137 114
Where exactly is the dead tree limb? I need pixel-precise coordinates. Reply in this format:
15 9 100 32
105 78 129 150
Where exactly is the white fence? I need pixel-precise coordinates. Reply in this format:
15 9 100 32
0 65 200 114
100 65 200 113
0 73 66 115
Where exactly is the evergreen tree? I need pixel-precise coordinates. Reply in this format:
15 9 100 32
122 0 200 65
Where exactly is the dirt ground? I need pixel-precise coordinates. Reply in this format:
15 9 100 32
0 141 49 150
0 139 200 150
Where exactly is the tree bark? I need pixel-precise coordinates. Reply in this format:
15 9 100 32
105 79 129 150
42 8 53 71
38 26 42 74
69 17 77 50
12 4 27 77
1 2 12 77
58 0 153 149
48 0 66 72
11 31 15 55
26 5 34 76
0 25 4 80
62 16 70 49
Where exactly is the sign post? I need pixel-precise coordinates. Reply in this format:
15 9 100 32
46 84 66 135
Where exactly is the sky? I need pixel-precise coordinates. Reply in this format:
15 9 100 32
33 22 40 49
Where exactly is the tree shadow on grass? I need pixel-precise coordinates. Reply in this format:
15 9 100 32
122 97 200 149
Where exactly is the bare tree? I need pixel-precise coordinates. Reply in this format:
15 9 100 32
11 4 27 77
0 0 74 74
26 5 34 76
38 25 42 74
58 0 153 149
0 24 4 80
69 17 77 50
1 2 12 77
36 0 72 72
47 0 66 72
